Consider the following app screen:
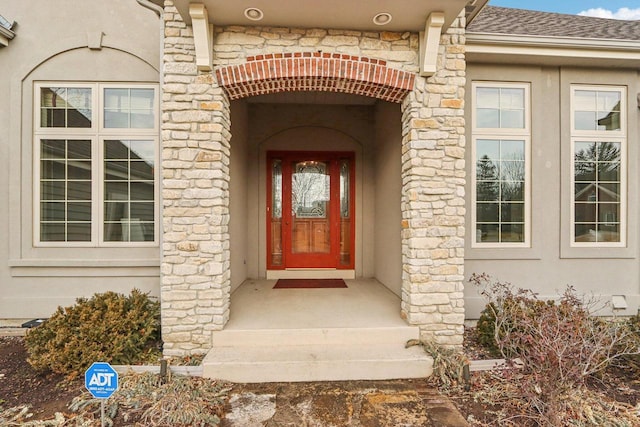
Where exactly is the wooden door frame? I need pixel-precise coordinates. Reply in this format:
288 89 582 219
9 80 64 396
266 151 355 270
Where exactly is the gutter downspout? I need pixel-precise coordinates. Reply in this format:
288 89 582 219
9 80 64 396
136 0 163 17
135 0 165 294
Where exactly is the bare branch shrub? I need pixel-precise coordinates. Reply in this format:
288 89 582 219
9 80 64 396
470 273 640 425
407 339 469 389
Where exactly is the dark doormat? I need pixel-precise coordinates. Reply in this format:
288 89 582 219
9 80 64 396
273 279 347 289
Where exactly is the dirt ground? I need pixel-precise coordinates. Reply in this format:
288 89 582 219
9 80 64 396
0 336 84 420
2 331 640 426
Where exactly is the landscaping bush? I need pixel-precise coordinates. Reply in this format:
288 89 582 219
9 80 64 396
476 289 556 359
620 312 640 370
406 339 469 389
475 302 501 357
25 289 161 379
470 273 639 425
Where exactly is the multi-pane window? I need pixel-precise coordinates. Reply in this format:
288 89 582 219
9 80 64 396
35 83 158 246
571 86 626 246
472 82 530 247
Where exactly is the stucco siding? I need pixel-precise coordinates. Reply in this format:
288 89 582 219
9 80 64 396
0 0 161 318
465 63 640 317
229 100 249 292
374 102 403 296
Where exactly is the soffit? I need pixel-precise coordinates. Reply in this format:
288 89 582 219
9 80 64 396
169 0 474 32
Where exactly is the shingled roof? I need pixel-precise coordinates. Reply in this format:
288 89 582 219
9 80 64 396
468 6 640 41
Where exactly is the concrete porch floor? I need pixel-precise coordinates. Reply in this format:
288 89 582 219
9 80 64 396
203 279 433 382
226 278 409 330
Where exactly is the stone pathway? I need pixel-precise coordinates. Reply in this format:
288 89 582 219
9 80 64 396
221 379 468 427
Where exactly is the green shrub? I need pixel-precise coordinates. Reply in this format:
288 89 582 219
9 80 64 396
25 289 161 379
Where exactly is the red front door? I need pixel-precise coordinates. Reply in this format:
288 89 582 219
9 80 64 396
267 151 354 270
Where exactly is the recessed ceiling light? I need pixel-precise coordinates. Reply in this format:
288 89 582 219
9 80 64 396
244 7 264 21
373 12 392 26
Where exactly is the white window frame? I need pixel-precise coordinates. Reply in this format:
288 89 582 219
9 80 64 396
569 85 626 248
33 82 159 247
471 81 531 248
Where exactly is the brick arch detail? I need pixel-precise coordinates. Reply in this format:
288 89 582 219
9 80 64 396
215 53 415 103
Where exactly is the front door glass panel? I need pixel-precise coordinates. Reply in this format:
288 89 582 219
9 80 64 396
339 159 351 265
291 161 330 254
270 159 283 265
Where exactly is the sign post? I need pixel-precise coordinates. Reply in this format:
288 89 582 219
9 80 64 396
85 362 119 427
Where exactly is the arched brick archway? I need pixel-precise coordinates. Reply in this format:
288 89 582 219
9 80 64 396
215 52 415 103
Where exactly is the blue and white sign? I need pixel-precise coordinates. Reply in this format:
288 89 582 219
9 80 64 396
85 362 118 399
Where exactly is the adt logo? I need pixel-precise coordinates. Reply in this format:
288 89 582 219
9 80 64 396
85 362 119 399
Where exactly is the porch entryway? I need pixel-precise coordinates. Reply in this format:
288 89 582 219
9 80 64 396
202 279 433 382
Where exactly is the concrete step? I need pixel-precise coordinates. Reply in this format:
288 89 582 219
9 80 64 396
211 325 421 347
203 326 433 382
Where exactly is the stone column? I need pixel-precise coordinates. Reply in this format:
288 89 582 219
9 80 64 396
400 15 466 347
160 0 231 356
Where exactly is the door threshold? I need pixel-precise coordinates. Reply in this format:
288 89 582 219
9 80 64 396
266 269 356 280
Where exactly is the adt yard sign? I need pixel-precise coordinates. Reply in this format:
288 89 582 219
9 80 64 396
85 362 118 399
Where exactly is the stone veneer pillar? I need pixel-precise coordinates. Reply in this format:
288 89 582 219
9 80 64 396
161 1 231 356
400 19 466 347
160 0 466 355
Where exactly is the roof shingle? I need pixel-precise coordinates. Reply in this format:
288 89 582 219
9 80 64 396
468 6 640 41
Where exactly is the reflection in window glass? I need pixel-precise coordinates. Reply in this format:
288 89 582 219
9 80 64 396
40 87 92 128
292 161 328 219
574 89 621 131
476 86 525 129
571 85 625 246
104 140 155 242
473 83 529 247
39 139 92 241
36 83 157 245
104 88 155 129
573 141 621 243
476 139 526 243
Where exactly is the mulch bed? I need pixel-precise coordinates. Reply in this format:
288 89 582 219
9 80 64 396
0 336 83 420
2 329 640 425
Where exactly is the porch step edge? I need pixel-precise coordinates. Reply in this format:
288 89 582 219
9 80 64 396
212 326 420 347
202 343 433 382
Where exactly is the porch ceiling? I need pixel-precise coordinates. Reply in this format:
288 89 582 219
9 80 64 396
168 0 475 32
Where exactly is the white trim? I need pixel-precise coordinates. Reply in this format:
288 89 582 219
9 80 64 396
569 85 627 248
0 24 15 47
466 33 640 68
419 12 444 77
33 82 159 248
189 3 213 72
467 32 640 52
471 81 531 248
